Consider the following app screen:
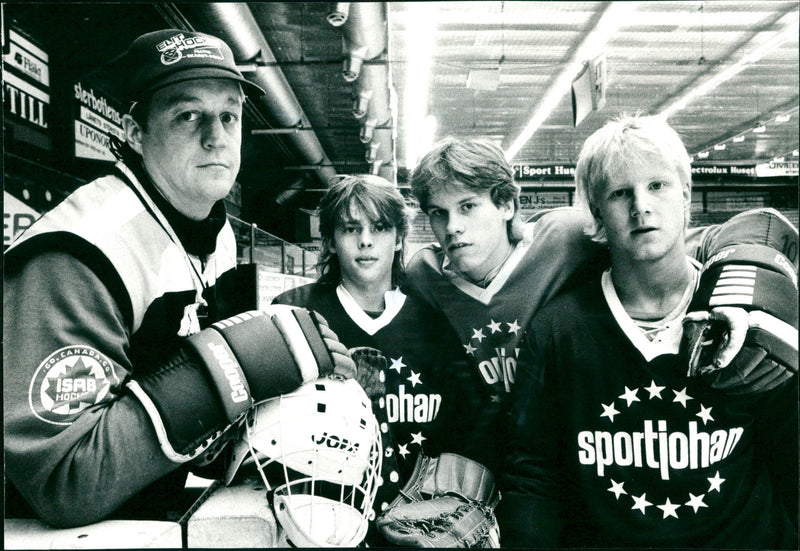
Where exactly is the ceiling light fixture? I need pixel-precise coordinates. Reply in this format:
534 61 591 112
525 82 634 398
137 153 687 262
793 149 799 157
505 2 640 160
775 113 791 123
403 3 438 170
733 135 745 142
660 16 799 118
327 3 351 27
714 143 726 150
753 125 766 133
697 151 710 159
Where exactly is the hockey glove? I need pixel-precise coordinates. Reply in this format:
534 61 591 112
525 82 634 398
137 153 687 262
128 306 356 462
376 495 500 548
683 219 798 394
376 453 501 547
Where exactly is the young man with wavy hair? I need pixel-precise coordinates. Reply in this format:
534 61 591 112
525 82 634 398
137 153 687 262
273 175 471 525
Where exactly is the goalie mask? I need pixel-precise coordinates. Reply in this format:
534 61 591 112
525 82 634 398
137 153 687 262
225 376 382 547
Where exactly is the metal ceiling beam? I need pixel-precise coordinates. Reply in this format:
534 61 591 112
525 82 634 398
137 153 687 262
690 99 800 156
657 9 800 118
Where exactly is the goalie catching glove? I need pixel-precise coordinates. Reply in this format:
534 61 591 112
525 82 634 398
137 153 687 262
682 209 798 394
376 453 501 548
127 305 356 462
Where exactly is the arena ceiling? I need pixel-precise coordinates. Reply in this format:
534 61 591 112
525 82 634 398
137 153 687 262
4 2 799 216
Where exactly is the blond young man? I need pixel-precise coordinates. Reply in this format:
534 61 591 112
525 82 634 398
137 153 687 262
498 116 798 548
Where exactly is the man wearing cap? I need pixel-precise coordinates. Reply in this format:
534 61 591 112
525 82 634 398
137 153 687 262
4 29 355 528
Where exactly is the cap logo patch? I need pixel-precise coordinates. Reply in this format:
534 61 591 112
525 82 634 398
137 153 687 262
156 33 225 66
28 346 119 425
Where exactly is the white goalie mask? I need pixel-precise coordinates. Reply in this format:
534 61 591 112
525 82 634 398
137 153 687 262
225 376 382 547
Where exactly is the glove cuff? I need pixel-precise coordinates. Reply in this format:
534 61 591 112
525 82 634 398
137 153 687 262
186 326 254 422
128 348 230 463
692 244 798 326
267 306 334 380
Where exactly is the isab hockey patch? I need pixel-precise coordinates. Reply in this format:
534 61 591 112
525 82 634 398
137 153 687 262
29 346 119 425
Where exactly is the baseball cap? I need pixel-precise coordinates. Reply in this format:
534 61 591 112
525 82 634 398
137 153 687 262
111 29 265 103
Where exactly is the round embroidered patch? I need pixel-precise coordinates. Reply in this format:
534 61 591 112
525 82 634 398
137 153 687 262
28 346 119 425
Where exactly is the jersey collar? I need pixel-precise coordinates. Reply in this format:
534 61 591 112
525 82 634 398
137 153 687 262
602 257 701 361
336 285 407 335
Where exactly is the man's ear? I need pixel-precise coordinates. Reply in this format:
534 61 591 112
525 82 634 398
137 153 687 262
122 114 144 156
499 199 515 221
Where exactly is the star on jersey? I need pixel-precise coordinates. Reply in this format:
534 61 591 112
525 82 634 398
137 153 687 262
487 319 503 333
608 479 627 499
407 370 422 388
472 328 486 342
463 342 477 355
708 471 725 492
619 386 640 407
696 404 714 425
644 380 665 399
397 443 410 459
600 402 620 422
410 432 426 446
631 493 652 514
389 357 406 373
657 498 680 519
672 387 693 408
685 493 708 513
507 320 521 334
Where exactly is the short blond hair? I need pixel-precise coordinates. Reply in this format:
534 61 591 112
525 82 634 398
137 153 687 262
574 115 692 244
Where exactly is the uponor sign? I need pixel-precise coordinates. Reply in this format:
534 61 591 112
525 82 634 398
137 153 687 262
73 82 124 162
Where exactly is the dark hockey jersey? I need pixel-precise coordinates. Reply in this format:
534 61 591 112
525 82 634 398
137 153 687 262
501 267 798 549
272 283 475 482
405 208 609 473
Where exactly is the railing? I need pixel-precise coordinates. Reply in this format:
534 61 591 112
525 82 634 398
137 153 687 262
227 214 319 278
